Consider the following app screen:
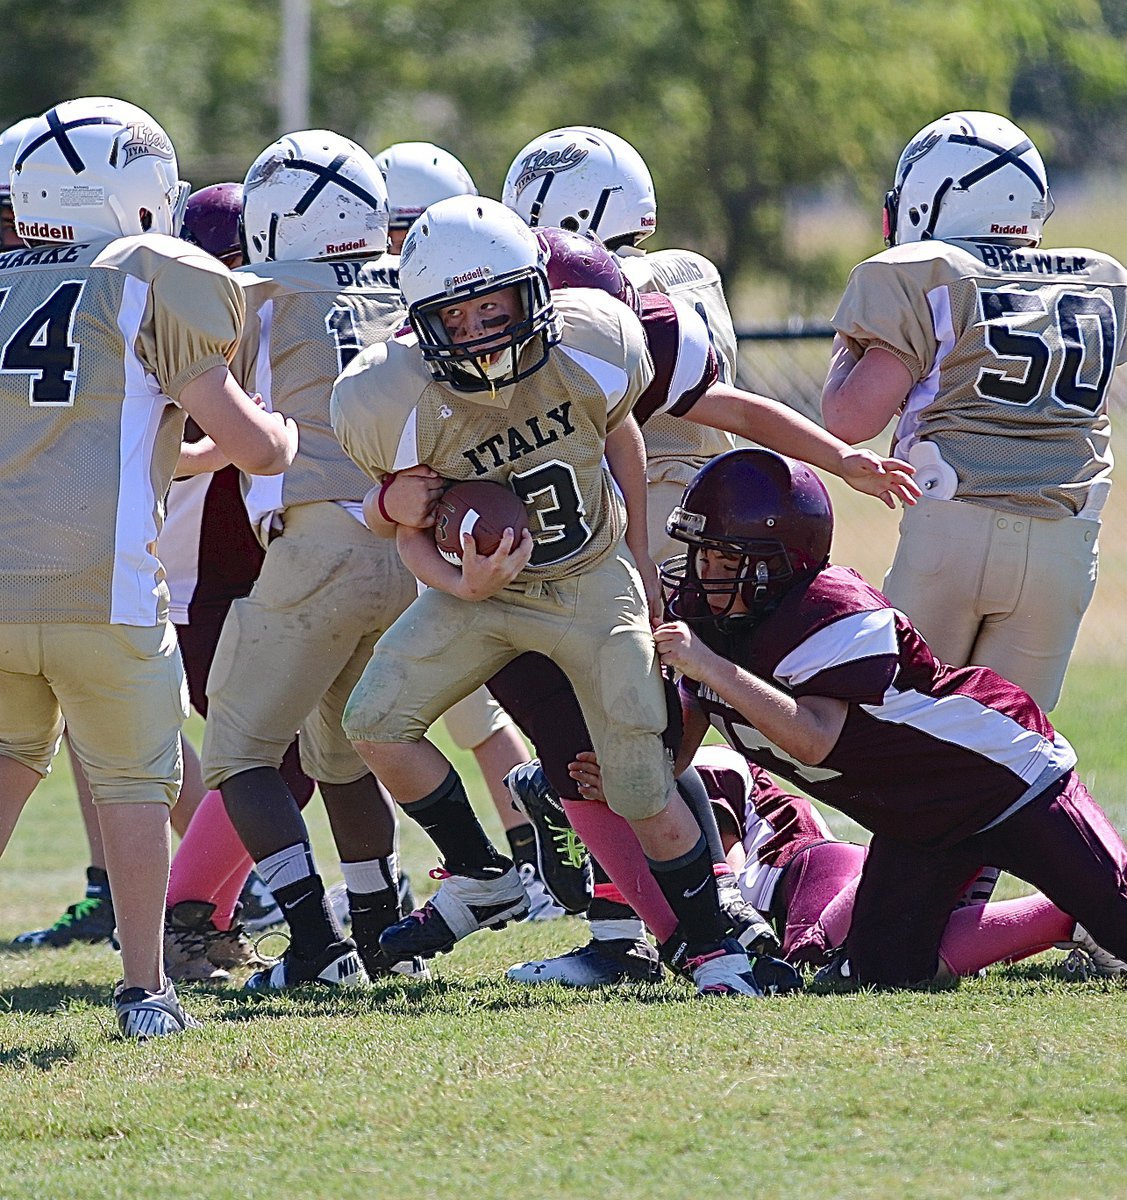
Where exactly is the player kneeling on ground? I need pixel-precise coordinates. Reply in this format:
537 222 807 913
655 448 1127 989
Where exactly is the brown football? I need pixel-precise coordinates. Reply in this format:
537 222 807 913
434 480 531 563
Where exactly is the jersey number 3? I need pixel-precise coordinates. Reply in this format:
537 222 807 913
0 280 86 406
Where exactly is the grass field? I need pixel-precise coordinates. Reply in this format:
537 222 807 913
1 661 1126 1200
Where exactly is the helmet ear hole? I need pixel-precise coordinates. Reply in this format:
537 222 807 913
560 217 580 231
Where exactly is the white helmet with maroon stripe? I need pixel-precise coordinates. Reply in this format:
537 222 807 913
373 141 477 232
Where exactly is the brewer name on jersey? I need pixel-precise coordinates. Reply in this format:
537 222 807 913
977 245 1093 275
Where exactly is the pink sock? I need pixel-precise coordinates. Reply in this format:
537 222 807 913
167 789 253 930
938 893 1074 976
561 798 678 943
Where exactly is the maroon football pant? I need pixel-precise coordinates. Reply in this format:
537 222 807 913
846 771 1127 986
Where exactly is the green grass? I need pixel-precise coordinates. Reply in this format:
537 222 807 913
2 668 1127 1200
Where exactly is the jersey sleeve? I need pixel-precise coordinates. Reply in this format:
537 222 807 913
606 300 655 434
143 251 245 401
633 295 717 425
831 257 939 383
330 339 416 481
775 608 899 705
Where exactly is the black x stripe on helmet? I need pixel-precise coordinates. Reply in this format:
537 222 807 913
883 111 1053 248
240 129 390 263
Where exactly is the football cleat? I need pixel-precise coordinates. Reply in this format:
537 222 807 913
164 900 266 983
245 939 368 991
355 941 431 982
507 936 662 987
518 862 566 922
12 867 117 949
811 950 860 992
1057 924 1127 980
504 761 594 914
684 938 764 997
114 979 201 1040
378 862 529 961
238 870 284 933
716 875 781 956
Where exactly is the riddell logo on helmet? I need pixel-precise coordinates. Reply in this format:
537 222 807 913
326 238 367 254
448 266 490 287
16 219 75 241
990 223 1029 235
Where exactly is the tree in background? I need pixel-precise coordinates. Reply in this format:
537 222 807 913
3 0 1124 304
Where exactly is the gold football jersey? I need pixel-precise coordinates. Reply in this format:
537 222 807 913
233 257 405 522
833 239 1127 517
618 245 735 470
332 287 653 581
0 234 243 624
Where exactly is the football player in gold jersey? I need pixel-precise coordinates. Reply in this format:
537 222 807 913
0 98 297 1038
333 196 762 995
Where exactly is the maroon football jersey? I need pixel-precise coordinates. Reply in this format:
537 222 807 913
693 743 833 912
683 566 1077 850
632 292 718 426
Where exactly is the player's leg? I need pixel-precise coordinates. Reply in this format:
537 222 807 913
206 504 416 986
971 771 1127 971
50 621 198 1036
441 689 558 915
551 553 755 994
967 512 1099 712
346 586 529 959
773 840 868 967
841 833 975 988
880 497 989 669
936 893 1075 976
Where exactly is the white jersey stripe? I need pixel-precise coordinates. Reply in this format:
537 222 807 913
392 407 419 472
557 343 629 414
774 608 899 688
894 284 955 458
656 297 712 416
862 686 1077 783
242 299 284 540
162 472 211 623
110 274 168 625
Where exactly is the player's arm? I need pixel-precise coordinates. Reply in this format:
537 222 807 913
689 382 919 509
178 365 297 476
654 620 847 765
820 335 915 445
605 414 660 609
396 522 533 602
362 466 445 538
174 435 230 478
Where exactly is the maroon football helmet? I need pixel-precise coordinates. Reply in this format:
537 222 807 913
660 448 833 624
535 226 639 313
180 182 243 267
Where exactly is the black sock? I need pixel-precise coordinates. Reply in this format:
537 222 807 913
648 836 726 949
259 843 341 958
676 767 728 869
505 822 537 870
85 866 111 902
401 768 504 874
348 886 401 951
587 859 638 922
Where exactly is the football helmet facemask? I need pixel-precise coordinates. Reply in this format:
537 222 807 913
180 182 243 267
373 141 478 232
660 448 833 627
398 195 559 393
502 126 656 247
883 110 1053 248
11 97 189 243
240 129 389 263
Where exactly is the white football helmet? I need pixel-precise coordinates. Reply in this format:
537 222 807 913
502 126 656 246
10 97 189 243
0 117 38 202
240 129 390 263
373 141 478 231
398 194 558 392
884 111 1054 248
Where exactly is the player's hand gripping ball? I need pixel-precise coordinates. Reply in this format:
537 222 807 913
434 480 531 564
